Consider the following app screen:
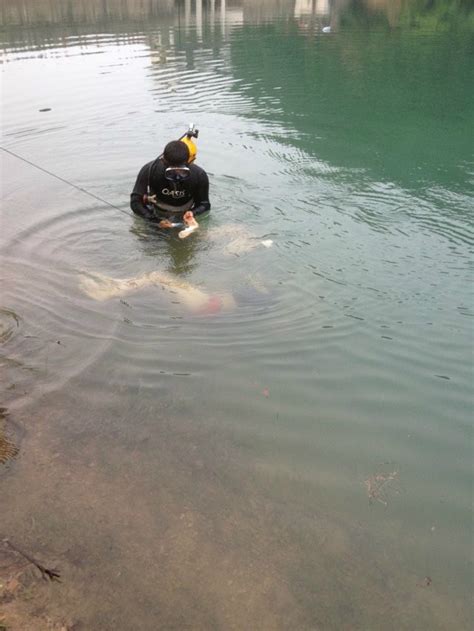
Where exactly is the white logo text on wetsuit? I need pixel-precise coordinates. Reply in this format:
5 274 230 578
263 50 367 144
161 187 186 199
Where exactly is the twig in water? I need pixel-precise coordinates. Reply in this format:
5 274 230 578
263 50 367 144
2 538 61 582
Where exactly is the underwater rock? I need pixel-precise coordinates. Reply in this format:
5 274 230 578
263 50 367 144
0 408 19 466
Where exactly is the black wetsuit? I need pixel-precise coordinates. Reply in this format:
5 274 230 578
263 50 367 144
130 158 210 223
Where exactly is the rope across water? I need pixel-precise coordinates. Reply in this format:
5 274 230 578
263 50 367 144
0 146 132 217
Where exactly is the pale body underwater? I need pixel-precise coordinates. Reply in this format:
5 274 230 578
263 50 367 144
80 225 273 314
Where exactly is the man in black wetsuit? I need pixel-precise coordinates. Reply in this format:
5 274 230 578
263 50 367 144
130 140 210 229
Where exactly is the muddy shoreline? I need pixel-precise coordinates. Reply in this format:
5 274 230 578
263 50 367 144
1 386 469 630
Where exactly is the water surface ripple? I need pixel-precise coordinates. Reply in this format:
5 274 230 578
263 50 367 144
0 2 472 630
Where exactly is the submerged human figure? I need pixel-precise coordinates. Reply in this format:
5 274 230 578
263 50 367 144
130 139 210 237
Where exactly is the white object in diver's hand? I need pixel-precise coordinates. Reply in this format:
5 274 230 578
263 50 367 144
178 215 199 239
178 223 199 239
322 26 331 33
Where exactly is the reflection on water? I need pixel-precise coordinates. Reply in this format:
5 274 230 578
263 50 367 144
2 0 472 24
130 216 204 276
1 0 473 629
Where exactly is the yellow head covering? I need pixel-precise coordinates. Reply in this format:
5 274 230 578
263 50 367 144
180 135 197 164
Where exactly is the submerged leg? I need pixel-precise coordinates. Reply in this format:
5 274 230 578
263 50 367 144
79 270 235 314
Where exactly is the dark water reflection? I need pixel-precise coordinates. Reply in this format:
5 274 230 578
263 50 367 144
1 1 473 629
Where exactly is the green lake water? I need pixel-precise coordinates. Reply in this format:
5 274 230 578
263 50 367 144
0 1 473 629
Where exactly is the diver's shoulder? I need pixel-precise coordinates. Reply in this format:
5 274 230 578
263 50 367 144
142 158 159 168
190 163 208 177
138 159 158 174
